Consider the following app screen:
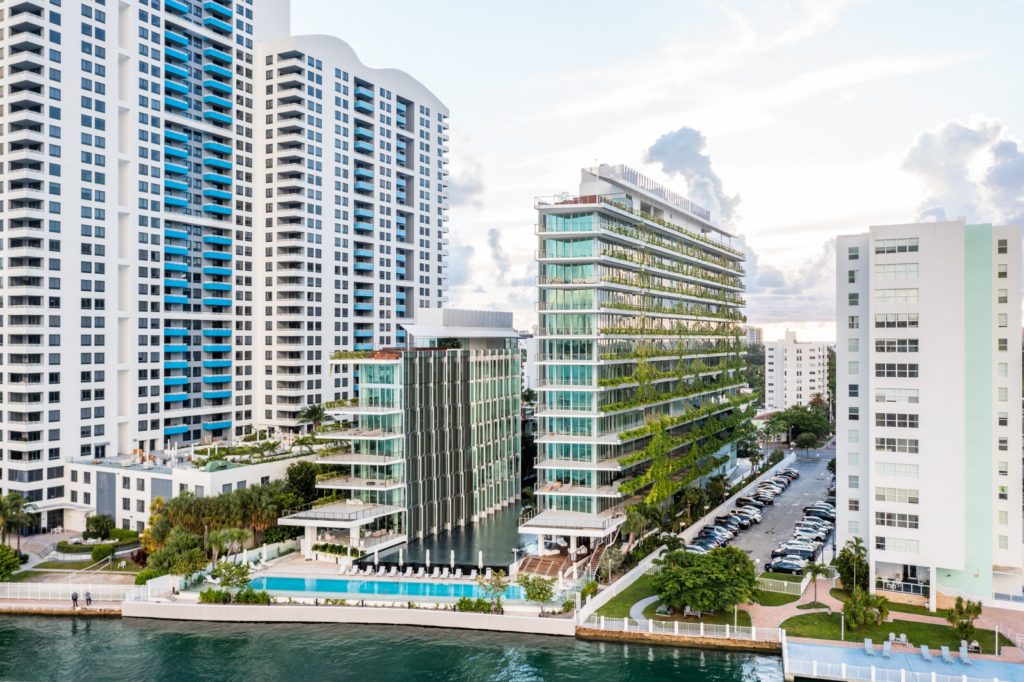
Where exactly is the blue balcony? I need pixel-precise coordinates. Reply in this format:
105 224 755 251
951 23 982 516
165 162 189 175
164 180 189 193
203 47 232 64
165 46 189 62
203 344 231 353
354 222 373 233
164 129 189 143
203 375 231 384
203 251 232 261
165 262 189 273
396 329 406 337
397 116 407 127
202 188 232 201
354 85 374 100
164 424 190 436
354 181 374 193
164 376 188 387
203 297 231 307
397 230 406 241
202 266 232 276
354 100 374 115
397 305 406 315
164 294 189 305
354 303 373 312
354 343 374 351
202 281 232 291
354 127 374 140
203 359 232 368
354 249 374 258
203 234 232 246
396 215 407 226
354 289 373 298
396 291 406 300
354 263 374 272
203 110 232 125
202 328 232 337
203 390 232 400
204 157 232 170
164 96 189 111
353 330 374 339
164 245 190 257
397 154 407 165
164 80 189 96
203 63 232 78
397 192 407 203
203 16 232 33
165 29 190 47
203 1 232 18
203 94 232 109
164 279 188 288
396 267 406 277
396 140 407 151
203 172 232 185
203 140 232 154
164 344 190 353
353 208 373 219
354 168 374 179
164 361 189 370
203 204 232 216
202 420 232 431
353 140 373 155
164 196 189 208
165 63 190 79
166 0 189 14
164 393 189 403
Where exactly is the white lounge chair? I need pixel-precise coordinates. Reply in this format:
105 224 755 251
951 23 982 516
415 567 425 578
205 575 221 585
453 569 462 579
940 646 954 664
430 567 439 578
484 568 492 580
958 646 972 665
387 567 397 577
376 567 386 577
919 645 931 662
440 568 450 579
864 639 875 656
362 566 374 576
402 567 413 578
882 641 892 658
468 569 477 580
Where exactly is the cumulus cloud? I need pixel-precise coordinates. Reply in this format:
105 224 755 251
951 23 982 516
902 117 1024 225
446 244 475 287
744 239 836 324
644 126 742 227
448 159 485 208
486 228 511 280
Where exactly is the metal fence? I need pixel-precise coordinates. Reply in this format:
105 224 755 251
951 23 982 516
581 614 783 643
756 574 809 595
786 658 1008 682
0 582 145 602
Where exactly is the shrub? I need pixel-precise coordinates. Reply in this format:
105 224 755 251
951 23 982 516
110 528 140 543
57 539 137 555
262 525 302 544
0 545 21 581
17 552 30 565
454 597 492 613
199 588 233 604
131 548 149 567
134 568 164 585
91 544 115 563
234 588 271 605
580 580 598 602
562 598 575 613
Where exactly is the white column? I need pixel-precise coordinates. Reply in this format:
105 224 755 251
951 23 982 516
928 565 937 612
303 526 316 559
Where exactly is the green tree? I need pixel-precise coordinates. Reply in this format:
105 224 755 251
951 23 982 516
521 388 537 404
826 457 836 475
0 493 35 552
297 403 328 433
516 574 556 613
621 504 649 552
705 474 729 508
211 561 251 588
0 545 21 581
652 546 756 614
285 460 319 504
806 562 829 604
207 529 231 565
795 432 819 455
85 514 115 540
834 538 868 592
476 569 511 614
598 545 625 583
808 392 828 415
945 597 983 641
749 451 763 476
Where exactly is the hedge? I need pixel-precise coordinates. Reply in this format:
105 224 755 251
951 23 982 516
134 568 162 585
56 540 138 555
91 544 115 562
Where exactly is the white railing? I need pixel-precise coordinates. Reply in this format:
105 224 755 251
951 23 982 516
576 545 666 622
757 573 810 595
580 614 782 643
0 582 145 602
786 658 1007 682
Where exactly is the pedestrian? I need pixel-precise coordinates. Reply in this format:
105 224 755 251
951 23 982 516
71 591 79 608
85 591 92 607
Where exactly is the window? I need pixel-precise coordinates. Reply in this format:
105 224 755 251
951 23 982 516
875 462 919 477
874 437 919 454
848 246 860 260
122 477 130 489
848 293 859 306
848 361 859 374
999 486 1008 500
875 512 919 528
997 264 1007 279
848 316 859 329
875 413 919 428
998 289 1008 304
849 384 859 397
999 535 1009 550
848 499 860 511
848 452 860 465
848 339 859 352
849 407 860 421
997 239 1008 254
876 288 919 304
998 412 1008 427
136 499 145 513
999 363 1008 377
875 487 919 504
848 475 859 489
848 521 860 535
999 511 1009 525
874 313 919 328
848 270 858 283
875 339 919 353
874 238 919 254
848 429 860 444
875 263 919 279
122 497 130 510
874 363 919 378
874 388 919 404
998 461 1008 475
998 313 1008 328
998 387 1008 402
998 338 1008 351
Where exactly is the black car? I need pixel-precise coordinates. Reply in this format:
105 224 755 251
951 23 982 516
727 514 752 529
736 496 765 509
770 545 816 561
753 493 775 505
766 558 807 575
805 508 836 522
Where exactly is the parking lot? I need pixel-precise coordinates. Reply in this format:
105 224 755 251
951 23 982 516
727 456 835 571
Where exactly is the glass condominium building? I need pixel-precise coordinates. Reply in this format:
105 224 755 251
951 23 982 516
0 0 449 532
519 164 749 553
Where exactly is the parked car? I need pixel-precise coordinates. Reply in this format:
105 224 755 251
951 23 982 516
714 516 742 531
824 495 837 506
734 507 762 523
805 508 836 522
769 476 791 488
758 483 784 494
794 522 830 537
736 496 765 509
799 516 832 528
753 493 775 505
781 468 800 479
684 545 707 554
793 528 827 542
726 514 752 529
771 545 817 561
766 558 807 575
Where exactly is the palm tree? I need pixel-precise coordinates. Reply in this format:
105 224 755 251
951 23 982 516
226 527 249 559
868 593 890 625
622 504 648 552
0 493 35 551
749 451 762 476
808 392 827 412
208 528 231 564
807 562 829 605
297 403 328 434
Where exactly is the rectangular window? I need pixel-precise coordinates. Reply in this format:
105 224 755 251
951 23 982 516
874 536 919 553
998 461 1008 475
848 429 860 444
875 413 919 428
848 475 859 489
848 361 859 374
848 246 860 260
874 511 920 528
849 407 860 421
997 239 1008 254
875 462 919 478
998 313 1008 327
874 263 919 279
848 520 860 535
875 288 919 304
848 452 860 465
874 238 919 254
998 289 1008 304
848 270 858 283
998 363 1008 377
998 338 1008 351
848 499 860 511
999 535 1009 550
874 339 919 353
998 412 1008 427
997 264 1007 279
998 439 1008 452
848 293 859 306
999 486 1008 500
848 338 859 352
999 510 1009 525
875 487 919 504
874 363 919 378
848 316 859 329
874 388 919 404
874 437 919 454
874 313 919 328
998 387 1008 402
849 384 859 397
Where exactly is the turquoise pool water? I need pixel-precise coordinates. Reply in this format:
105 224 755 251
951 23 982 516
249 576 525 601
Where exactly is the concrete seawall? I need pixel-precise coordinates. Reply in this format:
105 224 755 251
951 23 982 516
122 601 577 636
576 627 783 653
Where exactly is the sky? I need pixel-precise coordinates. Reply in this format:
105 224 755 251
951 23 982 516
291 0 1024 343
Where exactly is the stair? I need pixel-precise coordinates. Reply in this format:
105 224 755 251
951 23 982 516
519 554 570 579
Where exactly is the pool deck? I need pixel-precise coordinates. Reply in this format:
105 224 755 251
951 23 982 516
786 640 1024 681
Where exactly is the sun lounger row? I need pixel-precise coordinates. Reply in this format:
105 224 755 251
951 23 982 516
864 638 972 666
335 564 485 580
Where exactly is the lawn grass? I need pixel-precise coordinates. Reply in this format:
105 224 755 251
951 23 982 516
751 589 800 607
796 601 830 610
759 571 805 583
829 588 934 617
6 570 44 583
780 612 1013 653
36 560 97 570
595 575 658 618
642 600 752 626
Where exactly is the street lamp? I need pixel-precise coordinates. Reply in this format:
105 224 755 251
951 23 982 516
840 611 845 641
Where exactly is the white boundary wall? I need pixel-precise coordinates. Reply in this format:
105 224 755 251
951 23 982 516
580 614 783 643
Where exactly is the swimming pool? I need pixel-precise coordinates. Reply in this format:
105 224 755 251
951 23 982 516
249 576 525 601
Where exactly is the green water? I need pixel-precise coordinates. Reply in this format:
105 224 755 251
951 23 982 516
0 617 784 681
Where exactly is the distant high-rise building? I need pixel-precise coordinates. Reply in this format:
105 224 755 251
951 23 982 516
743 325 763 346
836 219 1023 610
518 335 539 392
520 164 750 556
764 331 828 412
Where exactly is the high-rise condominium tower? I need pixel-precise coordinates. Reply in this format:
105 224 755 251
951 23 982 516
0 0 448 532
764 330 829 412
519 164 750 556
836 220 1023 609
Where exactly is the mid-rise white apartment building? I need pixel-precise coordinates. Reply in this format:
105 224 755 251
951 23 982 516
764 330 828 412
743 325 763 346
0 0 448 533
836 219 1023 609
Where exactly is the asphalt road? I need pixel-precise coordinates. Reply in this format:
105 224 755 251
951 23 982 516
727 456 835 572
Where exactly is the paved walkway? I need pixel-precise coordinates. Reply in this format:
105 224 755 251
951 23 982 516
745 578 841 629
629 595 660 622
